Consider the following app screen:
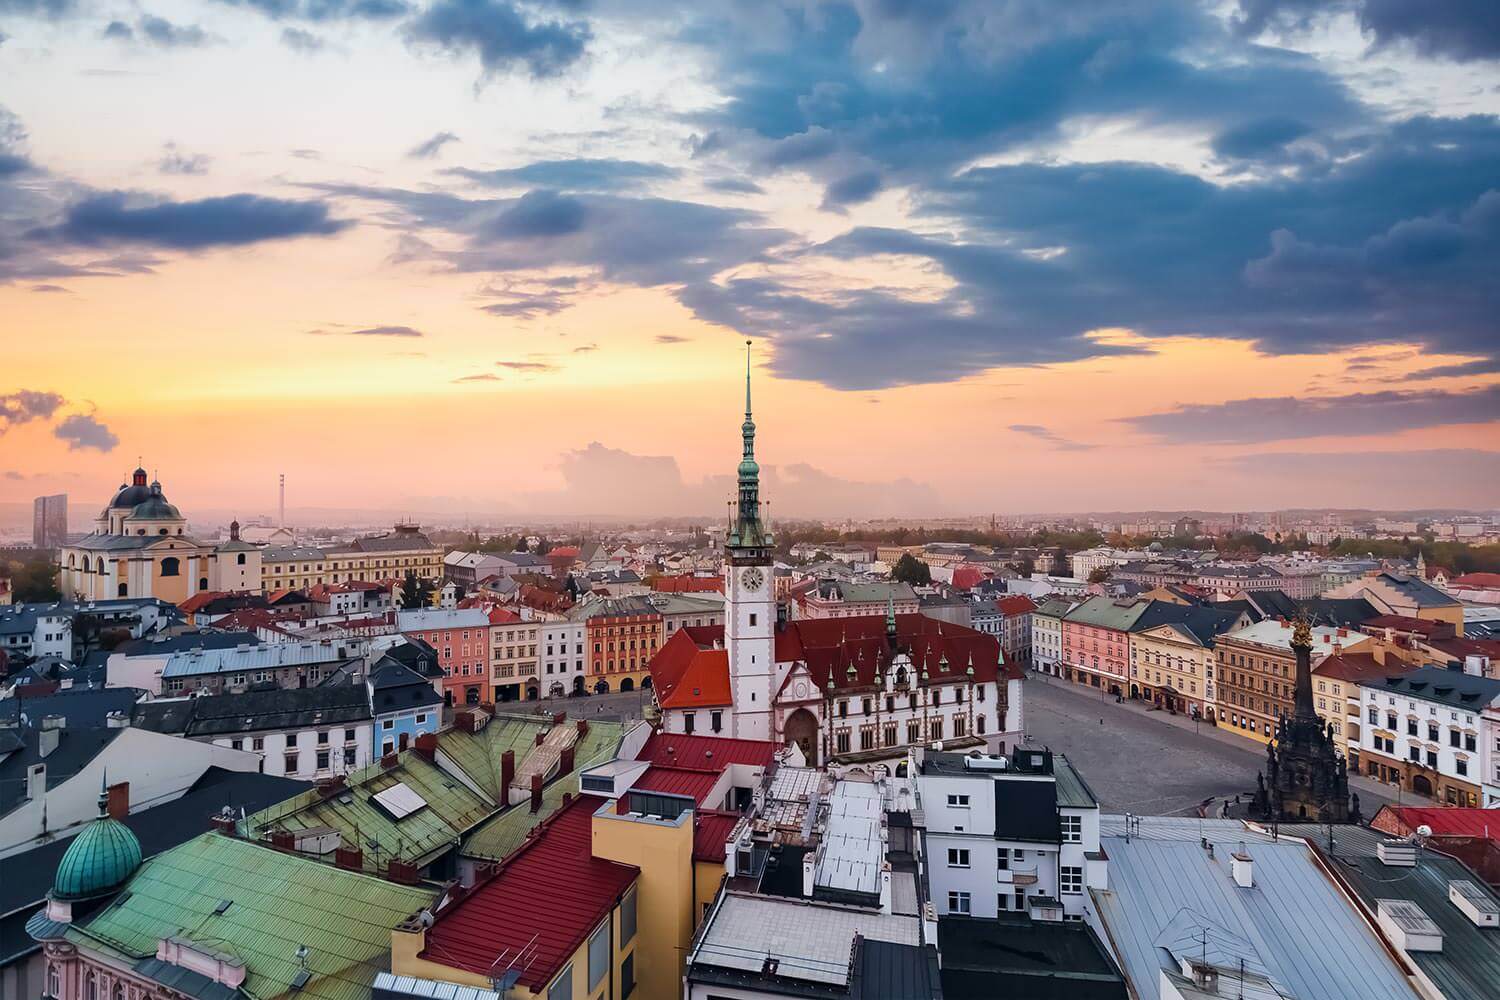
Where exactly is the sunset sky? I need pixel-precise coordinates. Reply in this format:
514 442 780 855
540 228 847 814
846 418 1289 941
2 0 1498 520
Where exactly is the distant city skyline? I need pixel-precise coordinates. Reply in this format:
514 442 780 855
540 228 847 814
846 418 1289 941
2 2 1498 512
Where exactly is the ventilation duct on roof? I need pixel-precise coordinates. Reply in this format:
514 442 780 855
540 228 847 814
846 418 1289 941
1376 899 1443 953
1377 839 1418 867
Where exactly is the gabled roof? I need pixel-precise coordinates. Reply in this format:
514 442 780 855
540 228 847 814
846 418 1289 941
60 833 436 1000
1374 572 1461 607
421 795 638 991
1378 666 1500 710
650 628 731 709
636 731 779 770
633 764 722 805
1314 652 1411 686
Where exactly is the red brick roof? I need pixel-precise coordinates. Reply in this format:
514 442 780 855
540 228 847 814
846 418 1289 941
1375 806 1500 842
1362 614 1456 637
178 590 231 614
1451 572 1500 589
651 628 732 709
1313 652 1412 685
636 731 779 770
650 574 724 594
996 595 1038 617
421 794 637 990
486 606 523 625
632 765 722 806
692 810 743 863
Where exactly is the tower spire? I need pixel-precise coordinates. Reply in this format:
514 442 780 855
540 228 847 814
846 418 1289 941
729 340 768 553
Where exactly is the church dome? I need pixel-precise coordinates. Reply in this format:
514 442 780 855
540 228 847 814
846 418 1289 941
52 810 142 901
108 467 153 510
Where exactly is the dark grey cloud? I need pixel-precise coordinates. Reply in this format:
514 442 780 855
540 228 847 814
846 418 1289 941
1008 424 1095 451
0 389 65 432
408 131 460 159
1408 357 1500 380
404 0 590 80
704 177 764 195
1210 116 1310 160
572 343 597 352
30 283 68 292
309 324 423 337
44 192 349 249
281 27 325 52
159 143 211 175
450 158 676 191
1124 385 1500 443
0 0 77 16
53 413 118 452
486 189 587 236
820 170 882 210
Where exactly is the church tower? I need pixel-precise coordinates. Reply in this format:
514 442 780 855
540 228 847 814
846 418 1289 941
724 342 775 740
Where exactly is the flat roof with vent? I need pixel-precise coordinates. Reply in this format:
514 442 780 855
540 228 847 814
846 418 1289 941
1449 880 1500 928
371 782 428 820
1377 899 1444 953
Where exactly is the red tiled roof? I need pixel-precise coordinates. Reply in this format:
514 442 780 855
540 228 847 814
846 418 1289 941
487 606 523 624
632 765 723 806
1426 637 1500 661
1451 572 1500 589
1362 614 1455 636
178 591 230 614
650 574 724 594
1378 806 1500 842
651 628 732 709
996 595 1038 616
692 810 742 863
950 566 985 590
421 794 637 990
549 546 581 559
636 731 779 771
1313 652 1413 685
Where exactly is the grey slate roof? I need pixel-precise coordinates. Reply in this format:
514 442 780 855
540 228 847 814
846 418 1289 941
134 686 371 738
938 915 1124 1000
1376 666 1500 711
1094 817 1417 1000
1278 823 1500 1000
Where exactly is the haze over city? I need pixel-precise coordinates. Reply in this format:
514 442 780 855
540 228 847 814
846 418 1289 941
2 0 1498 517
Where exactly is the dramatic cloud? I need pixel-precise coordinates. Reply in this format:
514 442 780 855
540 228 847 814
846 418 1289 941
404 0 591 80
1124 385 1500 443
820 170 882 210
1237 0 1500 62
0 389 65 432
526 441 942 518
46 192 349 249
53 413 119 452
408 131 460 159
309 324 423 337
159 143 211 175
1008 424 1095 451
451 158 677 191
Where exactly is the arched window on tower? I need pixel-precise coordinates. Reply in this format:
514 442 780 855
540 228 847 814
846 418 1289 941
237 553 246 565
160 557 180 577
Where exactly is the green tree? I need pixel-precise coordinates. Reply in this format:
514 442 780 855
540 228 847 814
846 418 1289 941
9 556 61 603
891 553 932 586
399 571 433 609
1087 567 1110 584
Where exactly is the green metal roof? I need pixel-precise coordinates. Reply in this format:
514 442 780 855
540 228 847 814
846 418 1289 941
67 833 436 1000
434 714 555 797
1061 595 1150 631
1051 755 1100 810
461 719 625 861
243 752 495 871
54 814 143 900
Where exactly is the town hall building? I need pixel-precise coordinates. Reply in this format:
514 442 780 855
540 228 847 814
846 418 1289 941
649 349 1023 765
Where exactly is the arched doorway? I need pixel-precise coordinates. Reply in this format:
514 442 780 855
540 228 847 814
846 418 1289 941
620 677 635 693
550 681 566 698
572 676 586 696
465 686 481 705
594 679 611 694
641 676 652 690
526 685 539 701
1413 774 1433 797
784 708 819 767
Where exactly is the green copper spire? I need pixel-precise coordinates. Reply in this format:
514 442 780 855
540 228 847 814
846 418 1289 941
730 340 770 552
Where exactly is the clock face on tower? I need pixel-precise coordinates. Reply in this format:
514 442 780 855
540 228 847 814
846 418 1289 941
740 567 765 591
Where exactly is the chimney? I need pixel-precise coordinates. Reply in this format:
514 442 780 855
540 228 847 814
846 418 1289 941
269 830 296 850
106 782 130 820
38 727 60 759
575 719 589 739
381 751 399 770
334 845 363 871
1231 850 1254 889
559 745 576 776
387 859 420 885
414 731 439 762
104 711 129 729
398 732 410 751
534 731 545 747
529 773 543 813
501 750 515 793
211 813 237 836
26 763 46 800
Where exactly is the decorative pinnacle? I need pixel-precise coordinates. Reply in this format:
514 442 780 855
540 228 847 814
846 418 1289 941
745 339 753 417
1291 609 1313 649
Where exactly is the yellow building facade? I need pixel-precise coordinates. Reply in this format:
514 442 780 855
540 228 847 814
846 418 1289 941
260 524 442 592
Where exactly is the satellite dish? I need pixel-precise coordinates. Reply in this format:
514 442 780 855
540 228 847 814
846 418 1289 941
1416 824 1433 838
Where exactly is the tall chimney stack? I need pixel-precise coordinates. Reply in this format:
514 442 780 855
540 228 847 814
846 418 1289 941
278 473 286 529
